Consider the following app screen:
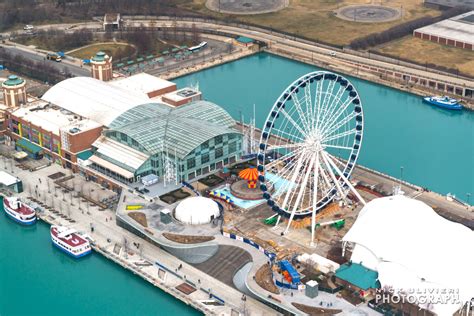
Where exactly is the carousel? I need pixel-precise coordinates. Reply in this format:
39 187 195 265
229 167 268 200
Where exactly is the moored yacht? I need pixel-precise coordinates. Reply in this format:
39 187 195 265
50 225 92 258
423 95 463 110
3 197 37 225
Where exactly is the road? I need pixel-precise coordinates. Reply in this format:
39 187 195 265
2 18 472 91
0 44 90 77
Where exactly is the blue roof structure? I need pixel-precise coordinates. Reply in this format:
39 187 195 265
236 36 254 44
335 262 380 291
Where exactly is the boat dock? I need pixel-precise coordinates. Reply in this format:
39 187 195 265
1 157 278 316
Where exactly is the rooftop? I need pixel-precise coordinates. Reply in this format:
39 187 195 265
41 77 150 127
2 75 24 87
335 262 380 291
109 73 176 96
236 36 254 44
91 51 109 62
0 170 20 186
12 99 101 135
107 100 240 159
161 88 201 103
415 11 474 44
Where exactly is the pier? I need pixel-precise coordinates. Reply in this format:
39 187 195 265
1 157 278 316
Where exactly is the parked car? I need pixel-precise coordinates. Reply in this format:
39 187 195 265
23 25 34 30
46 53 62 62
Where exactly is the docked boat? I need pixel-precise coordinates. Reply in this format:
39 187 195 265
423 95 463 110
3 197 37 225
50 225 92 258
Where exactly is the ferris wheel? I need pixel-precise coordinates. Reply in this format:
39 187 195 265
256 71 367 246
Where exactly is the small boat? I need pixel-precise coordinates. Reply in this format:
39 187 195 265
423 95 463 110
50 225 92 258
3 197 37 225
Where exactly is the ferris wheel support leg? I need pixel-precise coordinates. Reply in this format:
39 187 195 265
310 152 320 248
284 153 316 235
324 152 366 205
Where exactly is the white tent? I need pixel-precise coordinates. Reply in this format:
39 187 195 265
175 197 220 225
342 195 474 315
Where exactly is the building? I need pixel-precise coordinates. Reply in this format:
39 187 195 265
334 262 380 298
90 52 113 81
234 36 255 47
2 57 243 191
103 13 121 30
414 11 474 50
2 75 27 108
109 73 177 98
87 101 242 184
7 97 102 164
342 195 474 315
161 88 202 107
424 0 474 9
0 170 23 193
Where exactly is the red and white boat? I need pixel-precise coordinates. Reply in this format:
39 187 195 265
3 197 37 225
50 225 92 258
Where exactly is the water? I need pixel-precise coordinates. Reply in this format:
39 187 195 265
175 53 474 202
0 199 201 316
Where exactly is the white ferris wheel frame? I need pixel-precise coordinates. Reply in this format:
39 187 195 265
256 71 367 246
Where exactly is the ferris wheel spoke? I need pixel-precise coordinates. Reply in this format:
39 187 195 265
321 152 347 201
324 152 366 205
318 85 346 132
271 127 305 142
323 128 356 144
318 80 337 130
280 149 309 211
265 146 305 170
292 94 312 134
324 144 353 151
304 83 315 129
279 109 308 137
311 150 320 245
284 153 317 234
320 96 357 135
313 79 324 131
322 111 358 140
267 142 301 152
319 159 334 196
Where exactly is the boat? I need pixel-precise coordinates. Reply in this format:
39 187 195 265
423 95 463 110
3 197 37 225
50 225 92 258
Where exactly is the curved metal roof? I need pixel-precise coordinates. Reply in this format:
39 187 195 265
107 101 240 159
41 77 149 126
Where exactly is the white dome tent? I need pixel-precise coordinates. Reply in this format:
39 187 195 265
342 195 474 315
175 196 220 225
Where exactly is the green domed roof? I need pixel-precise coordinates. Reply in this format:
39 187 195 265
92 51 107 62
3 75 24 86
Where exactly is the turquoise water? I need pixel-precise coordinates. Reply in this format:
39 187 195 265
0 200 201 316
175 53 474 202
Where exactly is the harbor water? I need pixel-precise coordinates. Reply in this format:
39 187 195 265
1 52 473 316
175 52 474 202
0 198 200 316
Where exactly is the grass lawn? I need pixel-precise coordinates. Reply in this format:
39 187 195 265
69 42 136 60
179 0 440 46
375 36 474 77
